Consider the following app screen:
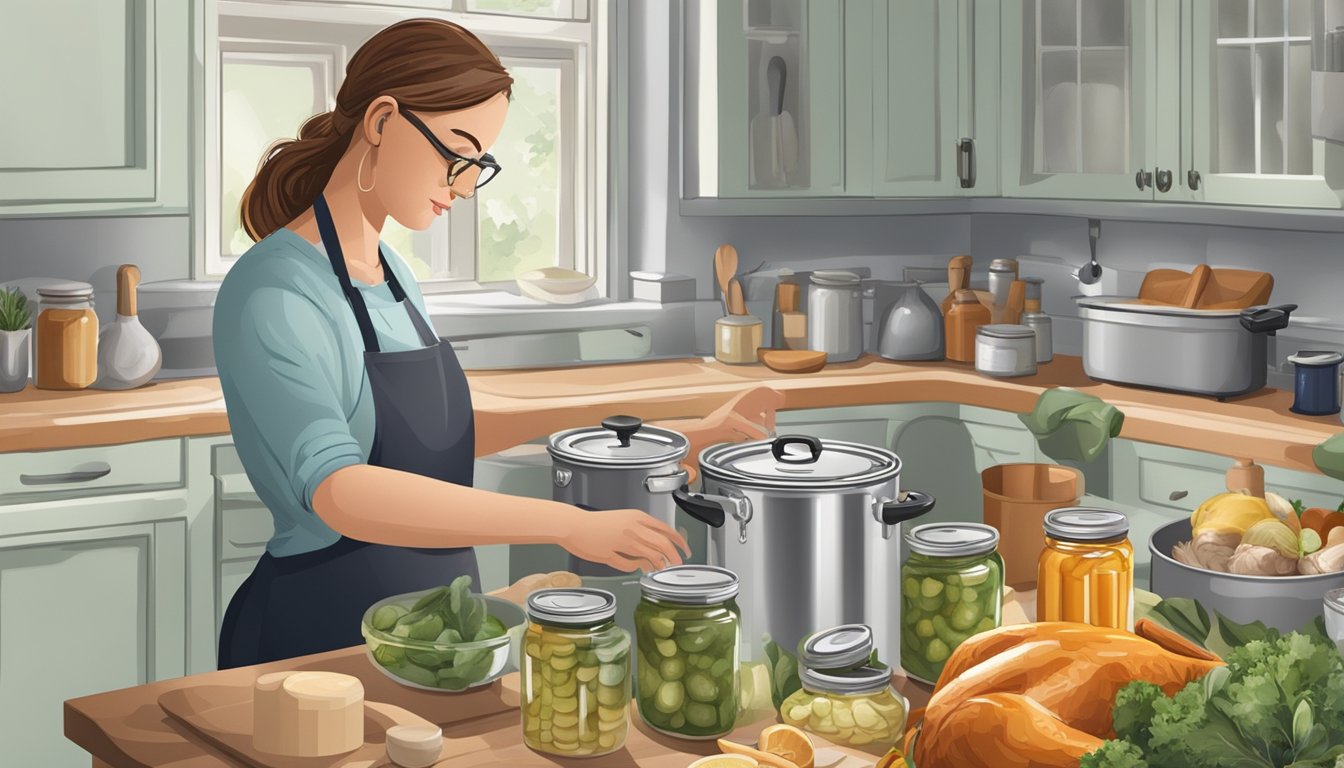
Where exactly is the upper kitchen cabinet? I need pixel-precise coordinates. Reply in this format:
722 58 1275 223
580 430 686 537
1000 0 1163 201
1184 0 1344 207
0 0 192 216
684 0 845 197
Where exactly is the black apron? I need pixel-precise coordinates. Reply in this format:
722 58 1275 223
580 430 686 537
218 195 479 669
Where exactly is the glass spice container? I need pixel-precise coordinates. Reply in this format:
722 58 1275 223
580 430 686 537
900 524 1004 684
522 589 631 758
634 565 741 739
35 282 98 390
780 625 908 750
1037 508 1134 631
715 315 763 364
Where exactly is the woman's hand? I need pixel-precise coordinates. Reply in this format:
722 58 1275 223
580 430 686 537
557 507 691 573
681 386 786 467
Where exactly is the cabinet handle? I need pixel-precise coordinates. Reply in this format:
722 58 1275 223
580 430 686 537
957 138 976 189
19 462 112 486
1156 168 1173 193
1187 170 1201 190
1135 169 1153 190
1169 490 1189 502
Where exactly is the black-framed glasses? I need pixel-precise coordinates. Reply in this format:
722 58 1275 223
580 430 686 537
401 109 502 195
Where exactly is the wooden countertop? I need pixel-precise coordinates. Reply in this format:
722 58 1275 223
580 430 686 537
6 356 1342 474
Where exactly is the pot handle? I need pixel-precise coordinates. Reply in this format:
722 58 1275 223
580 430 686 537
771 434 823 464
1238 304 1297 335
602 415 643 448
673 487 726 528
645 468 690 494
878 491 936 526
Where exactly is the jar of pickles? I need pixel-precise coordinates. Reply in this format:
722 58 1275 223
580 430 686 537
781 625 908 749
1037 508 1134 631
900 523 1004 684
634 565 741 739
522 589 631 758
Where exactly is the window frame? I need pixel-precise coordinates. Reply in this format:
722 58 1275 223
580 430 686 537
202 0 608 296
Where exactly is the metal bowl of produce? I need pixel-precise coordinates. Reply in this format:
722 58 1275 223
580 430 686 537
1150 519 1344 632
361 584 527 692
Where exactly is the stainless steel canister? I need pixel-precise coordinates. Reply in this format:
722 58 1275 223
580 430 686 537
1022 312 1053 363
975 324 1037 377
549 416 690 577
672 435 936 663
807 271 864 363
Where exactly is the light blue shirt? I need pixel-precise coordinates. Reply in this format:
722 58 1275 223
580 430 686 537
213 227 435 557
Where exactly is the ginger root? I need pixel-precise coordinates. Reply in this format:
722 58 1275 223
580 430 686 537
1227 543 1299 576
1298 543 1344 575
1171 531 1240 572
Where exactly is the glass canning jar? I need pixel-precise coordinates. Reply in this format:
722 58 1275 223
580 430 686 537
634 565 741 739
900 523 1004 684
35 282 97 390
521 589 631 758
1037 508 1134 631
780 625 908 750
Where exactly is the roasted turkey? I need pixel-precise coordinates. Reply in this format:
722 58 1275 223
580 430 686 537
901 619 1224 768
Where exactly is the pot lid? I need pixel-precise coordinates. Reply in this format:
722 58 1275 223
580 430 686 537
1074 295 1247 318
799 624 873 670
811 270 861 286
526 588 617 626
36 281 94 299
548 415 688 467
699 435 900 490
1288 350 1344 367
801 665 892 696
907 523 1000 558
640 565 739 605
978 324 1035 340
1044 508 1130 542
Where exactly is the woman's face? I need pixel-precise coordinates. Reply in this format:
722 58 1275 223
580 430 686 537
365 92 510 230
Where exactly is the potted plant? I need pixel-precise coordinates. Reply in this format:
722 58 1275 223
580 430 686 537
0 287 33 392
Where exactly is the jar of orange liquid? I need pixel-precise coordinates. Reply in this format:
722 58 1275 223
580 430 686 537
1036 508 1134 631
35 283 98 390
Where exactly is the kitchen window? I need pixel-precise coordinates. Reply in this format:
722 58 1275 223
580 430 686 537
206 1 605 293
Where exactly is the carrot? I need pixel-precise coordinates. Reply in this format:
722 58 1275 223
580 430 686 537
1302 508 1344 540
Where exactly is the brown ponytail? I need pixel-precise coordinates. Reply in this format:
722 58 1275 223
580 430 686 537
240 19 513 242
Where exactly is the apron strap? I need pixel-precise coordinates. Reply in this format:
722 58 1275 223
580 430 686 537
315 195 382 353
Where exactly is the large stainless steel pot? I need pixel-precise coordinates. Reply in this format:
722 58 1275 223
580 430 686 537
549 416 689 577
1076 297 1296 399
672 435 935 663
1150 519 1344 632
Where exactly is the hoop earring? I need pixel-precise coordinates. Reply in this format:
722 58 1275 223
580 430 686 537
357 147 376 193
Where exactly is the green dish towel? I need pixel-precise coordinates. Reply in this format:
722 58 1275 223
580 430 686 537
1019 387 1125 463
1314 432 1344 481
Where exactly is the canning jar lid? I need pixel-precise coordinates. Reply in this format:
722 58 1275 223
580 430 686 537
1288 351 1344 367
548 415 689 468
989 258 1019 272
907 523 1000 558
699 436 900 490
977 324 1035 340
716 314 762 327
1044 508 1130 542
640 565 739 605
526 588 617 626
801 665 892 696
810 270 861 286
37 282 94 300
799 624 873 670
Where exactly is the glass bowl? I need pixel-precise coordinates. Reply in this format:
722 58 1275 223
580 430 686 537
1325 588 1344 655
361 589 526 692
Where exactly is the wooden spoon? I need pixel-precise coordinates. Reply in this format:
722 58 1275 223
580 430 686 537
1179 264 1212 309
728 279 746 315
714 244 738 314
777 282 801 313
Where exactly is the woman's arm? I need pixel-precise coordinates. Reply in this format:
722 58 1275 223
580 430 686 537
311 464 688 572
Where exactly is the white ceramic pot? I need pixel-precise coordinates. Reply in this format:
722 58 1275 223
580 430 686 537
0 328 32 392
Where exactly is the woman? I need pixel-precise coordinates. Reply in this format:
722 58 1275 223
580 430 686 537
213 18 780 669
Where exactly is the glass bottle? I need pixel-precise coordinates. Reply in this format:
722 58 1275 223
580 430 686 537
35 283 98 390
1037 508 1135 631
900 524 1004 683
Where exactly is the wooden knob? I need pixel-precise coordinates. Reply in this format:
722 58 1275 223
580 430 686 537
116 264 141 317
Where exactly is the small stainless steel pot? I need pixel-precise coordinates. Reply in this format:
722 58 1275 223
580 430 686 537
672 435 935 663
549 416 689 577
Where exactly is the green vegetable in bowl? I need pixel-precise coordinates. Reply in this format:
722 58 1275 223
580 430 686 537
369 575 510 691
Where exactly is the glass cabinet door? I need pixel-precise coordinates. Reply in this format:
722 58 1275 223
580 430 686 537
1001 0 1158 200
1187 0 1341 206
685 0 845 197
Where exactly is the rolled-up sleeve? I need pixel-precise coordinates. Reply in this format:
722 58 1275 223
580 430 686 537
219 286 364 513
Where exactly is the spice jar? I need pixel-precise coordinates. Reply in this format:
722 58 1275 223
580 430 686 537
35 282 98 390
522 589 631 758
780 625 908 750
900 524 1004 684
975 324 1037 377
715 315 763 365
1037 508 1134 631
634 566 741 739
945 290 990 362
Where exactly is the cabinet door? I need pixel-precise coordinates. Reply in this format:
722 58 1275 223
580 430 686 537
846 0 965 196
0 0 189 213
1187 0 1342 207
0 521 185 767
1001 0 1159 199
707 0 846 197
